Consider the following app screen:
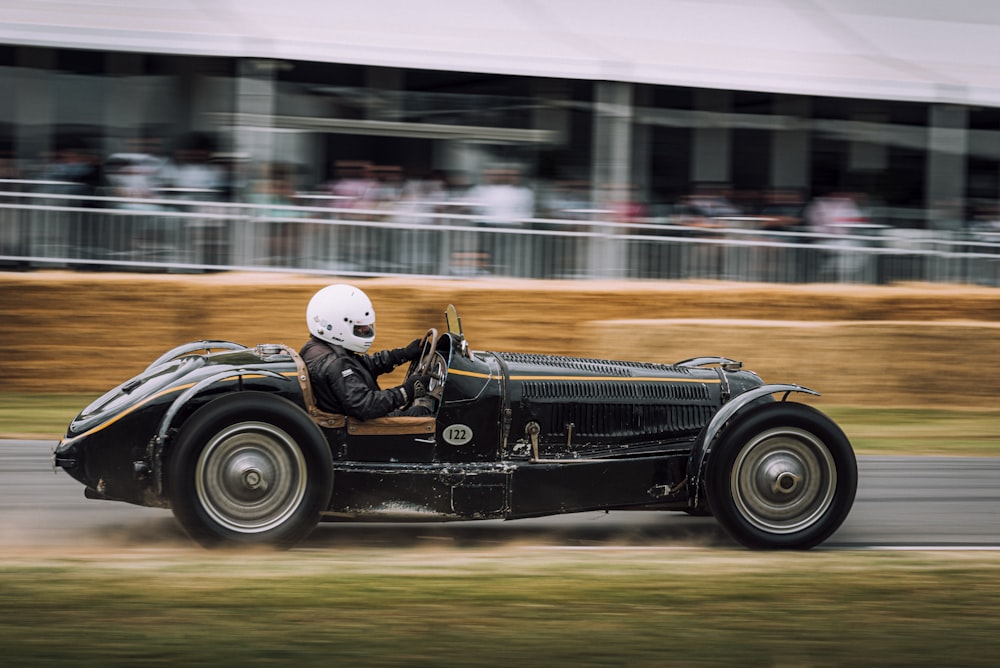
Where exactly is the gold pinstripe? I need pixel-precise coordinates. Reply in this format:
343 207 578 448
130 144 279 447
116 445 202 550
58 371 300 447
448 367 720 383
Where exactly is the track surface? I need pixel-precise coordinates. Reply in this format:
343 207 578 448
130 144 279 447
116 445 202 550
3 441 999 551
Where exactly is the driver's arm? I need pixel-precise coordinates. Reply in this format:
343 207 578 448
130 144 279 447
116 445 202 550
365 338 423 376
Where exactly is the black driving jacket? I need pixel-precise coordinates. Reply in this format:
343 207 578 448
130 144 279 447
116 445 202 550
299 337 410 420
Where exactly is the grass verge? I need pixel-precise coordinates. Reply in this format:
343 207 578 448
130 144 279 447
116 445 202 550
4 393 999 457
1 548 999 667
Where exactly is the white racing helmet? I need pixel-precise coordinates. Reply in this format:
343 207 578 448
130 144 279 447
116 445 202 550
306 284 376 353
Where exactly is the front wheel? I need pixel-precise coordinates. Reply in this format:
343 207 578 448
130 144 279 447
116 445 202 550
167 392 333 548
704 402 857 550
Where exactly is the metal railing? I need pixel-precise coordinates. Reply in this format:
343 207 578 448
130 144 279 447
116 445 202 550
1 188 998 285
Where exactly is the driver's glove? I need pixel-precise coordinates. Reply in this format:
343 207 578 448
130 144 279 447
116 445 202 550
403 338 423 361
400 374 433 403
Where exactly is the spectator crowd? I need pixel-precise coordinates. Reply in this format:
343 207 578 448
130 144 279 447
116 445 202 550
2 133 999 282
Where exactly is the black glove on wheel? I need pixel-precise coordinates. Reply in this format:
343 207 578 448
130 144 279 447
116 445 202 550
403 338 423 361
401 374 433 403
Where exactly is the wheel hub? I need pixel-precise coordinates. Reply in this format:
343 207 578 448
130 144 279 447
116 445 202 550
221 452 274 501
241 467 265 490
759 454 804 498
732 427 836 534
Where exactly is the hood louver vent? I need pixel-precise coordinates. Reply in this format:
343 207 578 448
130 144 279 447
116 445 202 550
497 353 695 377
521 380 710 402
538 403 715 440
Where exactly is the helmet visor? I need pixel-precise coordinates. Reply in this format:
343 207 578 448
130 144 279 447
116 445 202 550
353 323 375 339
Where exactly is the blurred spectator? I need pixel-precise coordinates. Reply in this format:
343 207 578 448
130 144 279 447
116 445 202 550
159 133 225 202
388 172 446 273
806 191 871 281
749 188 806 281
806 191 868 237
671 183 737 278
469 167 535 226
104 148 172 259
759 188 805 233
0 148 26 269
540 179 591 219
370 165 405 207
158 133 228 267
104 151 166 206
684 182 740 219
35 141 105 263
536 179 591 278
328 160 376 209
249 162 308 266
970 202 1000 234
467 167 535 275
35 142 103 200
602 183 647 227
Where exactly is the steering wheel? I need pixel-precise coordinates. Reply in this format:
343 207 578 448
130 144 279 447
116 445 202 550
413 328 439 377
404 328 445 408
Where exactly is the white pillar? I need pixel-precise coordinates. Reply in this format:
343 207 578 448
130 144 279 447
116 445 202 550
589 81 633 278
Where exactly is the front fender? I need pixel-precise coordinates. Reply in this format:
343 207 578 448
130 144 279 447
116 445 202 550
687 384 819 509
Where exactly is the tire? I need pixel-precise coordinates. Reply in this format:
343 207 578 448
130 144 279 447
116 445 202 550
167 392 333 548
704 402 857 550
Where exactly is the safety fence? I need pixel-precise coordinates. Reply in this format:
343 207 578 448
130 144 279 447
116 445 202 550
1 187 999 285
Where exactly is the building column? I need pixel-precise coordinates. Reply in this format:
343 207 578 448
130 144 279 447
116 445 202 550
104 52 147 156
234 59 278 181
691 89 731 185
771 96 810 191
14 48 56 168
589 81 633 278
631 86 652 198
926 104 968 229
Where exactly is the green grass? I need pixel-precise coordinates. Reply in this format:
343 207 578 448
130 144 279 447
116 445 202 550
1 549 999 666
824 405 1000 457
4 393 998 457
0 393 96 440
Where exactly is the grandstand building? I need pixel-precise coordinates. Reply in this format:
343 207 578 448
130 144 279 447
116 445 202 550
2 0 999 227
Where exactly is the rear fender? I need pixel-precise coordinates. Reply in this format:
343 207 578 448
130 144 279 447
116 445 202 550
147 367 290 495
687 384 819 509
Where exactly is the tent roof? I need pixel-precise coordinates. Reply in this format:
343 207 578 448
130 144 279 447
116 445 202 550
3 0 1000 106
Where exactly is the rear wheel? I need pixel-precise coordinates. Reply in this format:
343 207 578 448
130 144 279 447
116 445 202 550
705 402 856 549
167 392 333 548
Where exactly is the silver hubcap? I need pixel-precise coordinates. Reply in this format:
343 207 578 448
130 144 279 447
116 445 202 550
731 427 836 534
195 421 307 534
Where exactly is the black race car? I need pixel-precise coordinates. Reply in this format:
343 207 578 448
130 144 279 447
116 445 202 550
55 305 857 549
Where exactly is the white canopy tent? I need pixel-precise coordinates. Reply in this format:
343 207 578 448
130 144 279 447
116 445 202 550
2 0 1000 106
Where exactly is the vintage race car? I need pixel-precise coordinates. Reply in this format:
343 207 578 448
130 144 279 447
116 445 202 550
55 305 857 550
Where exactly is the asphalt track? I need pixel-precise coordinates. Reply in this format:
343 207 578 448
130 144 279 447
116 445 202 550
2 440 999 551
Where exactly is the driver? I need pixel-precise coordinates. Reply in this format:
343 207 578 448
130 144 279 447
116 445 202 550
300 283 434 418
